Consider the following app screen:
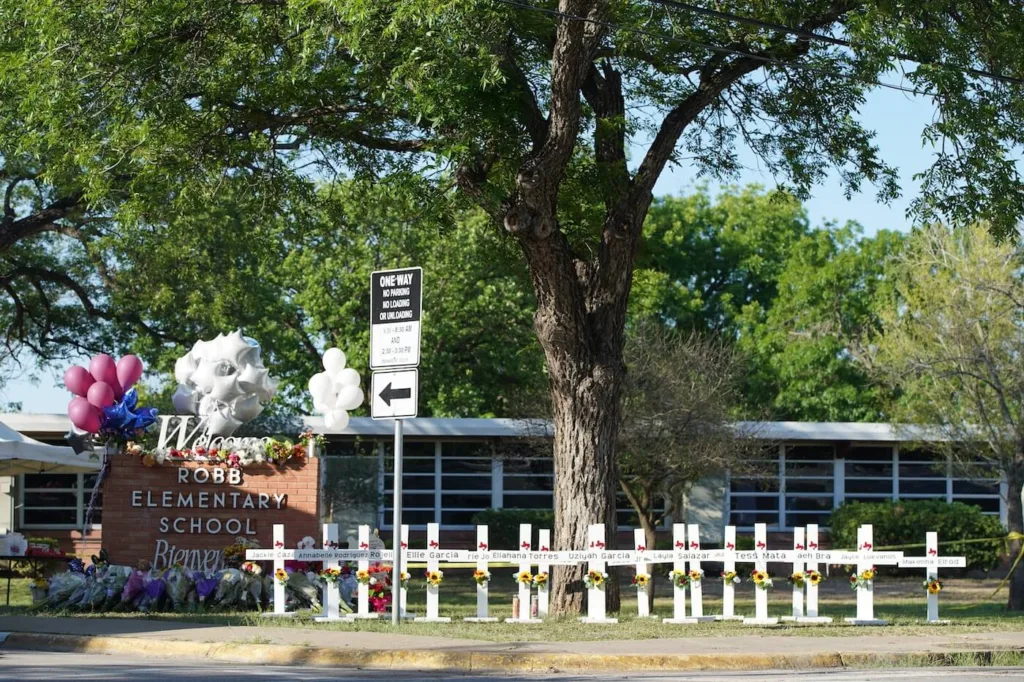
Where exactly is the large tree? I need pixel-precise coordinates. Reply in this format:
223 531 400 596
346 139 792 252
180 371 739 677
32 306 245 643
866 223 1024 610
2 0 1022 613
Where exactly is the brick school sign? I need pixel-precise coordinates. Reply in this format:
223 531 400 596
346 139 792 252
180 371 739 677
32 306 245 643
102 456 319 571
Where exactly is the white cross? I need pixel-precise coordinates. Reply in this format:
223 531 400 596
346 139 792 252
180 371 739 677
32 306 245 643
579 524 617 624
897 531 966 624
743 522 779 625
464 524 496 622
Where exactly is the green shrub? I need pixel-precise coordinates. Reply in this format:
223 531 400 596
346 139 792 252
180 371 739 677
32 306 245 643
828 500 1006 571
470 508 555 550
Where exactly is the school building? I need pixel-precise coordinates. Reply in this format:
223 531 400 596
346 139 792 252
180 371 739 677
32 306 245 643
0 414 1006 554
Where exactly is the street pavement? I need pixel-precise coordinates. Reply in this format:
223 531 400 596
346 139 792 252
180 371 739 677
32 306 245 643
1 651 1023 682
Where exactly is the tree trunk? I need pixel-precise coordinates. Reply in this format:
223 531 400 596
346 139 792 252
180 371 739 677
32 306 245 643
547 356 624 616
1006 468 1024 611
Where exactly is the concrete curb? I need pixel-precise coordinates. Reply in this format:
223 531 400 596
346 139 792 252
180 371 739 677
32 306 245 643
2 632 1018 672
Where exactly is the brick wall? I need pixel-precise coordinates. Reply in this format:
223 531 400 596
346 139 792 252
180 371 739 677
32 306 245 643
101 455 319 569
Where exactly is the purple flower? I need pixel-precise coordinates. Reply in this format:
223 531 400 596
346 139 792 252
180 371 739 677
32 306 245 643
193 572 219 600
144 578 166 600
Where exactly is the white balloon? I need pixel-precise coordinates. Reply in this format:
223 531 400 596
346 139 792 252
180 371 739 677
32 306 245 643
336 367 361 387
325 408 349 430
232 394 264 422
308 372 333 400
322 347 347 375
209 374 242 402
172 385 199 415
190 358 219 393
206 409 242 437
174 354 198 385
313 399 331 414
335 384 364 411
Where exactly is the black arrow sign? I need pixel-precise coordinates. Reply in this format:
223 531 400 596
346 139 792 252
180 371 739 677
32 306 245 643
378 382 412 406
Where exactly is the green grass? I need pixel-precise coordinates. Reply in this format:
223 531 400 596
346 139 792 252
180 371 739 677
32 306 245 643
4 572 1024 642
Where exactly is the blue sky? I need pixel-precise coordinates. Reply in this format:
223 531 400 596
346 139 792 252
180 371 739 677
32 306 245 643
2 85 938 415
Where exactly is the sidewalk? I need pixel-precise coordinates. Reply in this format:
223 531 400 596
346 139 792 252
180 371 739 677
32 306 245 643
1 616 1021 672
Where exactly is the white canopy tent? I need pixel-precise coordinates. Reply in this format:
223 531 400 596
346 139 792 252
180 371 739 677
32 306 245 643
0 420 101 474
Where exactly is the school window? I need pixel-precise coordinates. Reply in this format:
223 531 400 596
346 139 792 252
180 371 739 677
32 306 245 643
19 473 102 529
784 445 835 527
382 441 437 527
728 448 781 528
502 456 553 511
843 446 894 503
439 442 494 527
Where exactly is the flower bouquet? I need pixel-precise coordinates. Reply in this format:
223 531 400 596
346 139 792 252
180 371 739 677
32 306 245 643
533 572 548 589
688 569 704 586
583 570 608 589
721 570 740 584
806 569 823 586
425 570 444 587
923 576 942 595
750 569 773 590
473 570 491 586
632 573 651 590
849 567 875 591
515 571 534 586
787 571 806 589
669 569 689 589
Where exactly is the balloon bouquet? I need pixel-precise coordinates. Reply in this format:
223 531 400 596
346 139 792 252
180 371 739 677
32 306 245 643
63 353 158 448
308 348 364 429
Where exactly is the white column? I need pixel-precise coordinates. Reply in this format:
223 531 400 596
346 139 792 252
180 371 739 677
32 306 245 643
743 522 778 625
507 523 541 623
634 528 650 618
399 524 411 619
264 524 293 618
845 524 886 625
782 526 805 620
315 523 343 622
687 524 714 621
580 523 617 624
662 523 694 624
353 524 378 619
800 523 831 623
465 524 496 622
537 529 551 618
716 525 742 621
414 522 450 622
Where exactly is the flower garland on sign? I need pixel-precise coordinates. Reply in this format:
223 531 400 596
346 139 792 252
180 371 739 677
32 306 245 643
669 569 689 589
806 570 824 586
473 570 491 586
515 571 534 586
533 572 548 589
721 570 740 584
583 570 608 589
632 573 651 590
788 571 806 588
849 567 875 590
750 569 773 590
425 570 444 587
129 431 326 471
923 576 942 594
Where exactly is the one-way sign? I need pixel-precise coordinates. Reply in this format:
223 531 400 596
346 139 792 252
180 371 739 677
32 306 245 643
370 267 422 369
371 369 418 420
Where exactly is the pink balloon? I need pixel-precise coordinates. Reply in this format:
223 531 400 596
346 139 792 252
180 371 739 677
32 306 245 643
86 381 115 409
63 366 95 397
68 397 102 433
89 354 122 399
116 355 144 391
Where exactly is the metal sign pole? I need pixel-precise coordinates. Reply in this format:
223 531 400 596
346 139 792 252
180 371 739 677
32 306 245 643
391 418 404 626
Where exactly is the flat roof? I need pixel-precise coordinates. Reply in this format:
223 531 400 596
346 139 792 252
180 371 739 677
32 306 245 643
0 413 941 443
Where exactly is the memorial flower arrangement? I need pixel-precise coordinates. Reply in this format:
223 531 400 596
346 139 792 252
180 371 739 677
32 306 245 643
806 570 824 586
849 567 876 590
319 567 342 583
669 569 689 589
788 571 806 588
687 569 704 585
533 572 549 589
222 537 260 568
720 570 740 584
515 571 534 585
583 570 608 589
473 570 491 586
274 567 289 585
240 561 262 576
750 569 773 590
355 569 372 585
425 570 444 587
632 573 651 590
923 576 942 594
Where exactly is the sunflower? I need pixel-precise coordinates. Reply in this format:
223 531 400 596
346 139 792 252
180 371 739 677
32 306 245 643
425 570 444 587
720 570 740 584
924 577 942 594
473 570 491 585
750 570 773 590
274 567 288 584
516 571 534 585
632 573 651 588
788 571 806 588
860 568 876 582
807 570 823 586
688 569 704 584
356 569 371 584
533 572 549 588
584 570 607 589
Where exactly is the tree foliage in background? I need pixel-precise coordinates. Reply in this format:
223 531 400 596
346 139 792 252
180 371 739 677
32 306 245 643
865 223 1024 610
738 225 904 421
2 0 1023 614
